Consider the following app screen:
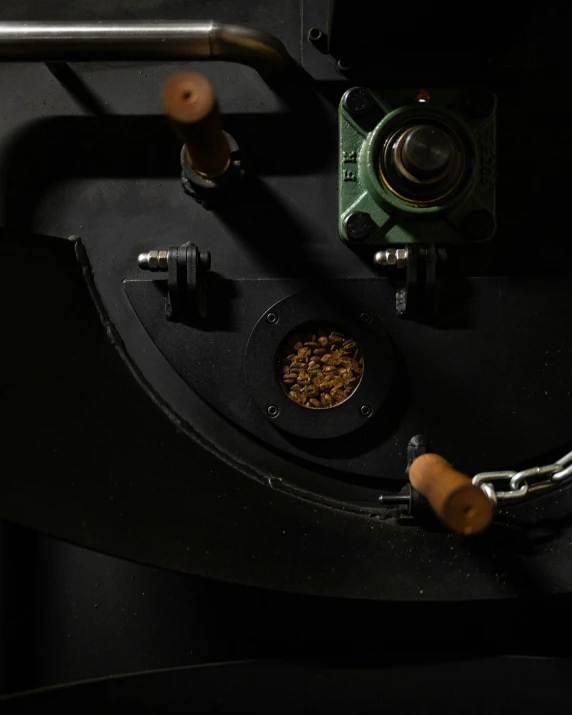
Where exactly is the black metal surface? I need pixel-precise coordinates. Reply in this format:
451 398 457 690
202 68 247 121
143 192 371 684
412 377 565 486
4 656 572 711
3 0 572 601
5 520 572 698
324 0 533 82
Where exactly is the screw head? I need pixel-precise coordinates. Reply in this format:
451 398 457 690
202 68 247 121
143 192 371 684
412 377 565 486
267 405 279 418
360 404 372 417
344 212 375 242
337 59 352 74
266 312 279 324
307 27 324 44
360 312 372 324
342 87 373 118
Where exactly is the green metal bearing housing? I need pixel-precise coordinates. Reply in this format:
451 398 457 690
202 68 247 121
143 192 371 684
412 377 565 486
338 88 496 245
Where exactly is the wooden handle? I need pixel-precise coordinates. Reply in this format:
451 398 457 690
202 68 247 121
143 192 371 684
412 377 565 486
162 72 230 179
409 453 493 535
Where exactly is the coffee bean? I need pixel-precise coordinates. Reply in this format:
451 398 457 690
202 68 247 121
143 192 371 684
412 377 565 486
290 390 306 405
280 327 363 409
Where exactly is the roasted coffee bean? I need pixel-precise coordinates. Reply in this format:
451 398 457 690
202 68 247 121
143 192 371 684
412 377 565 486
280 327 362 409
290 390 306 405
339 357 359 372
302 384 319 397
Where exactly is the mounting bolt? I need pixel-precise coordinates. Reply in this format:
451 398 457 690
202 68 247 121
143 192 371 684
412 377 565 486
374 247 409 268
344 211 375 241
342 87 373 118
360 404 372 417
267 405 280 418
463 210 496 241
266 312 279 324
307 27 326 51
138 250 169 271
138 248 212 272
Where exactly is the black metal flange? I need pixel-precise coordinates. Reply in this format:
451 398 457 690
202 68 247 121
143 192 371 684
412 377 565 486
244 291 394 440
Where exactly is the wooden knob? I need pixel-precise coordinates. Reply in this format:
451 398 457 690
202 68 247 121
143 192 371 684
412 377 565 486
409 453 493 535
162 72 230 179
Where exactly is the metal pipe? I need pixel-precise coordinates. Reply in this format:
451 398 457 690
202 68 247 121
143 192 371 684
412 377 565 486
0 21 291 79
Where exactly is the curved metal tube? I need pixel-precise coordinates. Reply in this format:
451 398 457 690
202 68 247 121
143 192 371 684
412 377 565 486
0 21 291 78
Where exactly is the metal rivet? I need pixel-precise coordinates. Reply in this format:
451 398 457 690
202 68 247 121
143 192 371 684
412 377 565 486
266 312 278 324
360 404 372 417
267 405 280 418
307 27 323 43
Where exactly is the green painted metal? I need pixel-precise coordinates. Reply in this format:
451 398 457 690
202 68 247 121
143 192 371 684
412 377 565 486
338 89 496 245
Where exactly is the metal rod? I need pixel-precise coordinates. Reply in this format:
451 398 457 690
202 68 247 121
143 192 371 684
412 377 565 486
0 21 291 79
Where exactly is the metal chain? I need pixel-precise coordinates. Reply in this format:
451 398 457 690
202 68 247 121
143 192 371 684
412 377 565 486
473 449 572 506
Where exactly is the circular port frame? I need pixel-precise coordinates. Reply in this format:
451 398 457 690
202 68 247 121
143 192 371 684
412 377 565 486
244 291 394 440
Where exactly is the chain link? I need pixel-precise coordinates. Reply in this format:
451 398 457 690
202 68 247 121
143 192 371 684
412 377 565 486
473 449 572 506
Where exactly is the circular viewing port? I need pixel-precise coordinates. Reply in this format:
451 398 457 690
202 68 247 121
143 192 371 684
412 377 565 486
277 323 364 409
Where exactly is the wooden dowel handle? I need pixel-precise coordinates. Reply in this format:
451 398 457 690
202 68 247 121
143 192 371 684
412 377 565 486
409 453 493 535
162 71 230 179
